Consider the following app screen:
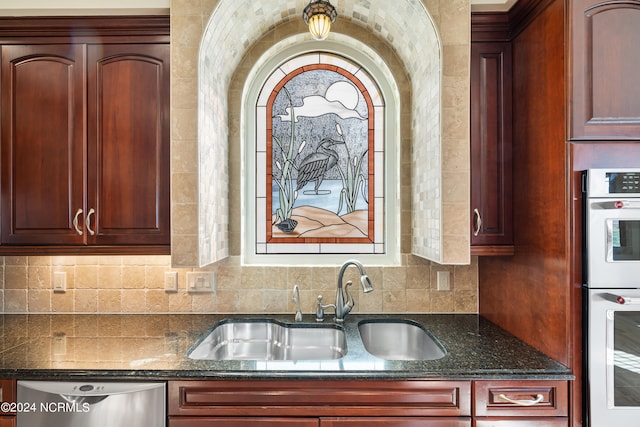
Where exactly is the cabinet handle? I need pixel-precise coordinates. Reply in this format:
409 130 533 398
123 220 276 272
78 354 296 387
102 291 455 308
473 208 482 236
73 208 83 235
497 393 544 406
86 208 96 236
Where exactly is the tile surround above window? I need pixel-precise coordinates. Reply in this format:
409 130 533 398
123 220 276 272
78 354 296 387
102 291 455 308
193 1 470 269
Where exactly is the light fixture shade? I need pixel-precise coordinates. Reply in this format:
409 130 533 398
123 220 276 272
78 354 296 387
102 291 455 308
307 13 331 40
302 0 338 41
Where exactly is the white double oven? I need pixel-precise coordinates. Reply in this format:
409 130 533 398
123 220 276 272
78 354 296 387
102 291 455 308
584 168 640 426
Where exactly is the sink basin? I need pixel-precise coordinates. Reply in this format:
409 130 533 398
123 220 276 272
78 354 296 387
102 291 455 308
188 319 347 361
358 319 446 360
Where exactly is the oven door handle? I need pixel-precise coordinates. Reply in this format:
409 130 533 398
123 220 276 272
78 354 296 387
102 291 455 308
603 293 640 305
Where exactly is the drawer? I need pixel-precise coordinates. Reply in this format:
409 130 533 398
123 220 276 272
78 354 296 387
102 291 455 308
169 380 471 417
473 380 568 417
475 418 567 426
169 418 318 427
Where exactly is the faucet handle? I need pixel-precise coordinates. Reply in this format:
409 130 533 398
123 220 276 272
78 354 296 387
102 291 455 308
292 285 303 322
316 295 336 322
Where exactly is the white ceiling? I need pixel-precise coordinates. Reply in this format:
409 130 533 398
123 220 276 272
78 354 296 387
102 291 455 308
0 0 516 16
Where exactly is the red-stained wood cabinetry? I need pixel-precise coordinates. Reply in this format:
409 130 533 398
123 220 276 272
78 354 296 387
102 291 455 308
474 380 568 426
570 0 640 139
0 17 170 255
470 40 513 256
168 380 472 426
168 379 569 427
0 379 16 427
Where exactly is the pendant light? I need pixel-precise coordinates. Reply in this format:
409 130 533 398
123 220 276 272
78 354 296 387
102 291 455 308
302 0 338 40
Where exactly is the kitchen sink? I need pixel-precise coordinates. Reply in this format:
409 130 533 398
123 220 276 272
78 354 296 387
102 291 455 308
358 319 446 360
188 318 347 361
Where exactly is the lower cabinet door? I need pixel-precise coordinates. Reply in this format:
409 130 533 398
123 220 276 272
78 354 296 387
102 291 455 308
169 418 319 427
0 418 15 427
474 418 567 426
321 418 471 427
169 418 473 427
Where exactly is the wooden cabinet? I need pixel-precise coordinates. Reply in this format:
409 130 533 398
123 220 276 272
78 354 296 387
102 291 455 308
171 419 469 427
475 420 567 426
0 17 170 254
170 419 318 427
473 380 568 427
168 380 471 426
168 379 571 426
470 41 513 256
570 0 640 139
86 43 170 247
0 379 16 427
0 44 85 247
322 419 469 426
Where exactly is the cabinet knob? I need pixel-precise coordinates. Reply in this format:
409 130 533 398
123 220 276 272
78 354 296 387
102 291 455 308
73 208 84 235
473 208 482 236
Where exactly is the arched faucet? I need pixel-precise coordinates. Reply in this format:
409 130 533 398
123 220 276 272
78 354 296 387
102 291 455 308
316 259 374 322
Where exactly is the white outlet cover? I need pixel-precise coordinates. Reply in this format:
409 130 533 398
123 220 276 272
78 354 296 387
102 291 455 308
53 271 67 293
164 271 178 292
436 271 450 291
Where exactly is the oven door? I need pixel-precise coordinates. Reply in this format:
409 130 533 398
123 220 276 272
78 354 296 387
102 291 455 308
587 289 640 426
586 198 640 287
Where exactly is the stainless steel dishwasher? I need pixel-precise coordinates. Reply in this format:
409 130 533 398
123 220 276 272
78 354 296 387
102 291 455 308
16 380 165 427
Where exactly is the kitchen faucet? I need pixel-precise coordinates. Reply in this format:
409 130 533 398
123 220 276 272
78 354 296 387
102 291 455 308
316 259 374 322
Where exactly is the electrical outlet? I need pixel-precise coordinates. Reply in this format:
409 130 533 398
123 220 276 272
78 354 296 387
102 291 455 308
52 333 67 356
436 271 450 291
164 271 178 292
53 271 67 293
187 272 216 293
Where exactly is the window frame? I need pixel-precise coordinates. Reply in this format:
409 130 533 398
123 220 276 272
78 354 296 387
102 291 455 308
242 40 400 266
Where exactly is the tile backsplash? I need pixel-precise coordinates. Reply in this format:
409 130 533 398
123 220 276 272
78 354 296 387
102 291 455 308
0 255 477 314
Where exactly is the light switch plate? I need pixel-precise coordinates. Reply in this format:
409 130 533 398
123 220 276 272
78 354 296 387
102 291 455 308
187 272 216 293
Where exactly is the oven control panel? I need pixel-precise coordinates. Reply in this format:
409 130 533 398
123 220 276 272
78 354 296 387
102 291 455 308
586 168 640 197
608 172 640 193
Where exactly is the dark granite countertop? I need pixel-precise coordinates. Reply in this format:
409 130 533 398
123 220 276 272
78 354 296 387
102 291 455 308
0 313 573 381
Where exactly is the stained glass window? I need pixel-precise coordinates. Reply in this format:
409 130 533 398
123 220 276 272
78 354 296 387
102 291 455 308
255 53 384 256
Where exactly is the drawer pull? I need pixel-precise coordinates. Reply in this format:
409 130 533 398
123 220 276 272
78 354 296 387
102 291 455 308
497 393 544 406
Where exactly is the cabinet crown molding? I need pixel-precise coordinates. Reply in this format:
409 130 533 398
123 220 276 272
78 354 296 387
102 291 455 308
0 16 169 41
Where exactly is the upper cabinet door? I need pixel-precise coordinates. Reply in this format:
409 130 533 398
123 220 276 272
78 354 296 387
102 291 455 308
0 45 86 245
86 44 170 246
571 1 640 139
470 42 514 254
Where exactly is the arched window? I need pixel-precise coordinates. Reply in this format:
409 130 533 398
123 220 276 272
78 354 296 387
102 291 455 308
243 43 400 265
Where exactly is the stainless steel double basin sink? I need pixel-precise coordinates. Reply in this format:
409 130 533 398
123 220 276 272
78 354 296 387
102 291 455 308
188 317 446 362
